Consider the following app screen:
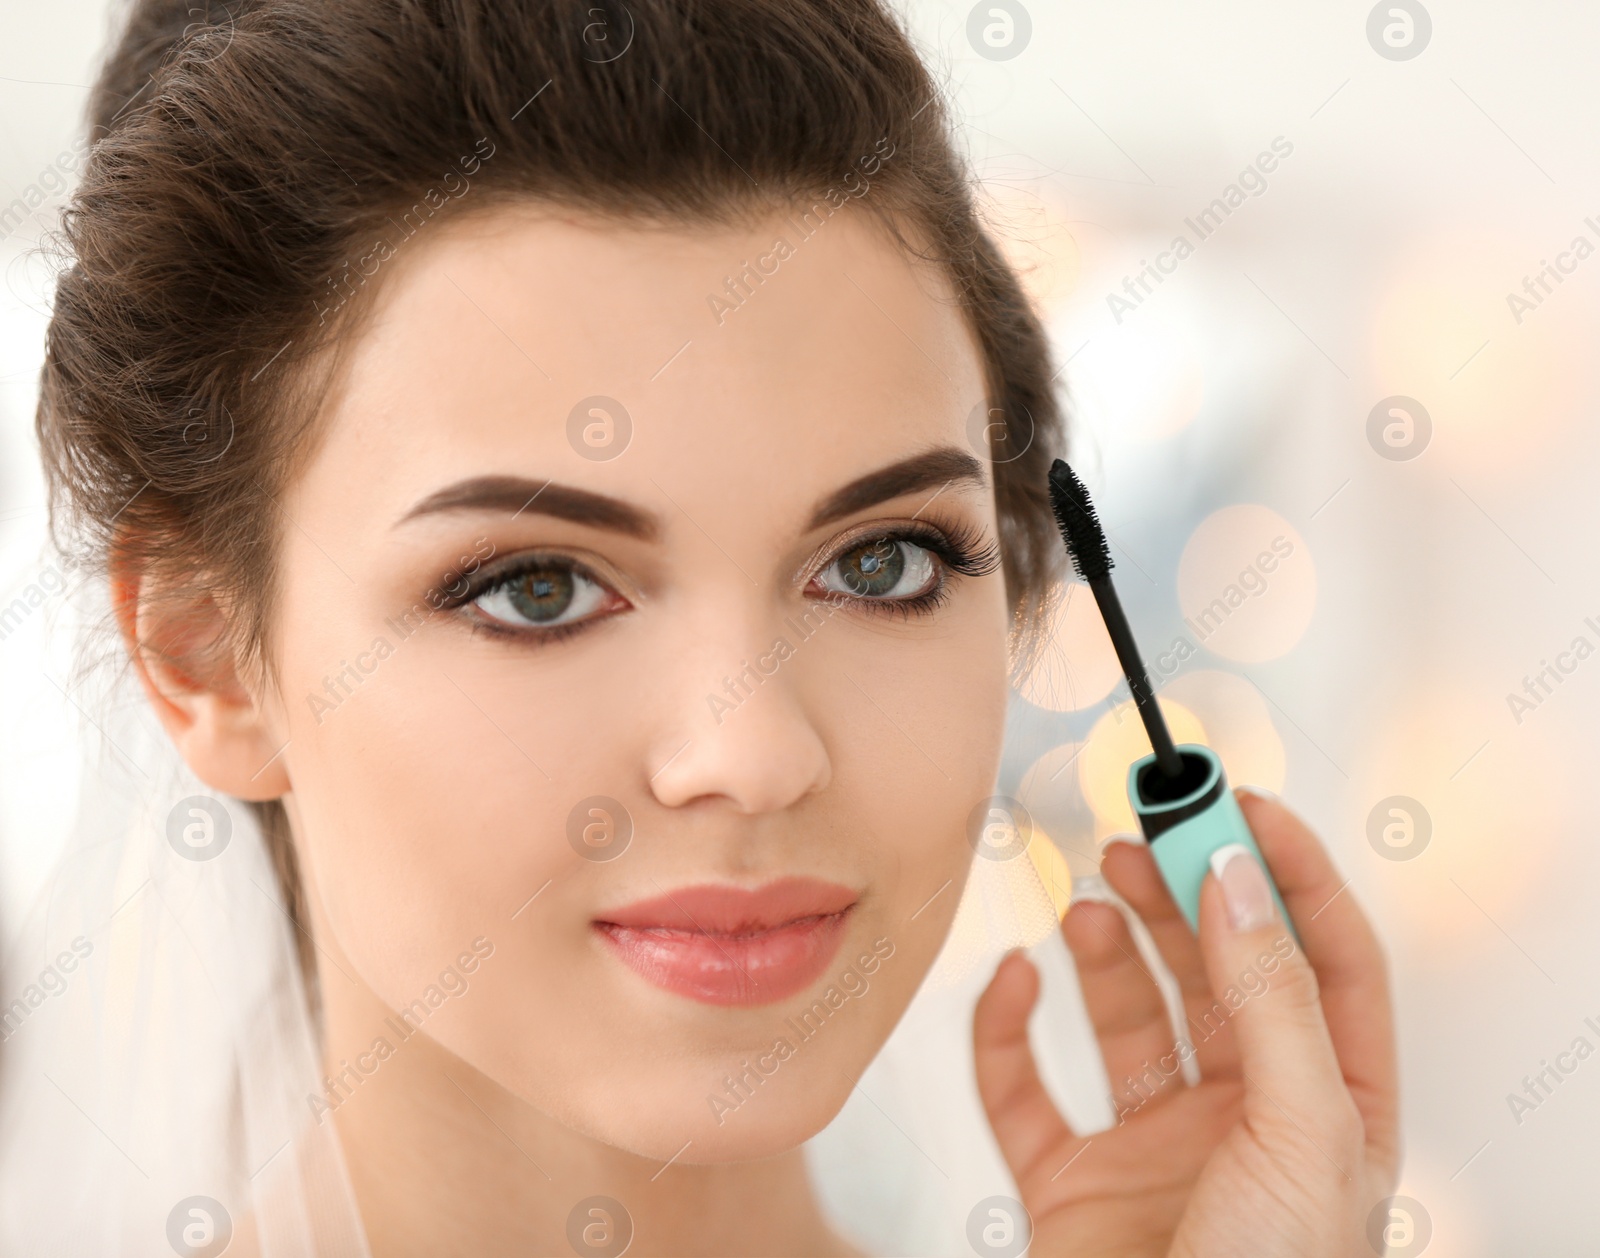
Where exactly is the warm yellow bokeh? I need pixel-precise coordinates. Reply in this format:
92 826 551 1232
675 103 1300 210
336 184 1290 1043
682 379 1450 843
1013 739 1104 877
1025 828 1075 921
1177 504 1316 662
930 825 1070 987
1079 698 1206 832
1371 228 1592 470
1163 669 1286 795
1015 739 1086 814
1359 677 1567 961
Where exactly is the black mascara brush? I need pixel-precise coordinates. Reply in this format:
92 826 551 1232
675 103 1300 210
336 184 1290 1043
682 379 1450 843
1046 459 1183 780
1044 458 1294 934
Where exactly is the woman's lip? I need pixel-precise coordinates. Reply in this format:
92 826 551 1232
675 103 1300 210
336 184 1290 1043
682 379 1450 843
593 877 859 934
592 878 858 1006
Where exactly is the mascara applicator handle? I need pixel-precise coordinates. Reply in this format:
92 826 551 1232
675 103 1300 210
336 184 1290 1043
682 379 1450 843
1087 575 1183 779
1044 457 1293 937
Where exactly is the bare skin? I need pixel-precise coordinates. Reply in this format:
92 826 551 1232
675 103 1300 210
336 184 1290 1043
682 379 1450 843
126 202 1003 1255
122 200 1396 1255
975 792 1399 1257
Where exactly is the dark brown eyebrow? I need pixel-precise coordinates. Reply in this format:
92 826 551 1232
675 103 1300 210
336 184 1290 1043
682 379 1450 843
805 445 988 530
394 476 659 540
394 445 987 540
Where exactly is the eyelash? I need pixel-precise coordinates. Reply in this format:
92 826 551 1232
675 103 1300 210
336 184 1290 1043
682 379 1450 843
445 554 617 644
446 518 1002 642
808 518 1002 620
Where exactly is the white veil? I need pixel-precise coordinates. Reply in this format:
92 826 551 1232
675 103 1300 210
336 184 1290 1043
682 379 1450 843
0 558 368 1255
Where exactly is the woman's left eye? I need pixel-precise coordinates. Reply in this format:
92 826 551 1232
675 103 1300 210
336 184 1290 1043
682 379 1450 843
471 560 615 631
815 537 938 601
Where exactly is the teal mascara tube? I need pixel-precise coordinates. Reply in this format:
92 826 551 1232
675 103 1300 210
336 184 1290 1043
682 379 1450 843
1046 460 1292 934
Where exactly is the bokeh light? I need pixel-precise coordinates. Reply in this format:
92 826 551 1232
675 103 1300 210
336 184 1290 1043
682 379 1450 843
1359 680 1566 959
1026 831 1074 921
1162 669 1286 796
1176 504 1316 663
1372 229 1592 470
1069 307 1207 442
1079 698 1206 833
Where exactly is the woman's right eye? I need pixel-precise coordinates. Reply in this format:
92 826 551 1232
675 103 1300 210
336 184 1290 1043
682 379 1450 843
470 559 621 633
816 536 939 602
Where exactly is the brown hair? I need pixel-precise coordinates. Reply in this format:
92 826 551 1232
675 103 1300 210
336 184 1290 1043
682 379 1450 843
41 0 1065 978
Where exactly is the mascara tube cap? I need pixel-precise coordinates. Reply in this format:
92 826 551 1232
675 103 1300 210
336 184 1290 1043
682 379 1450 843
1126 743 1294 936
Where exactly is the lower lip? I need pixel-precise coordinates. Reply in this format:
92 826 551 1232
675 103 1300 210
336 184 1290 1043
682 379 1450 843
594 907 853 1007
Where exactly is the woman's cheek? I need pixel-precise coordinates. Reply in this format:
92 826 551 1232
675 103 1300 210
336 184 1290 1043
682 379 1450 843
287 657 548 994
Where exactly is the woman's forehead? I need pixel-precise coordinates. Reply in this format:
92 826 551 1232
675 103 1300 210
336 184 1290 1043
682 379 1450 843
296 204 989 535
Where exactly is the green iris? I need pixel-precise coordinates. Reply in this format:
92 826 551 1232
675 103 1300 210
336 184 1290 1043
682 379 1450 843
507 565 576 622
839 538 903 596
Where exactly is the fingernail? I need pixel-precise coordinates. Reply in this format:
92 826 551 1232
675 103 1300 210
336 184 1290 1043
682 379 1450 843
1099 832 1144 851
1071 872 1115 902
1210 843 1276 932
1235 784 1278 802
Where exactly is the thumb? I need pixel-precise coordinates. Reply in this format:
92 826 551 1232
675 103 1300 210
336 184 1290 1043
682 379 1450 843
1198 844 1361 1166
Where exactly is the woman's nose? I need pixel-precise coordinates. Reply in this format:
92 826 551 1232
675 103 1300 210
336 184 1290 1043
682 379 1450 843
646 628 832 815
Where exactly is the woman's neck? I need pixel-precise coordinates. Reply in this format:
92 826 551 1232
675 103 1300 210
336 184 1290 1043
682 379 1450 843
318 972 858 1257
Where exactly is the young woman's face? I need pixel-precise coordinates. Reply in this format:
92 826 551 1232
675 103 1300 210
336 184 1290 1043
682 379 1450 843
268 203 1011 1160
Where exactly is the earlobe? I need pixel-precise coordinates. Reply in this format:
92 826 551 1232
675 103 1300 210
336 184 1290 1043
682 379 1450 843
112 565 291 802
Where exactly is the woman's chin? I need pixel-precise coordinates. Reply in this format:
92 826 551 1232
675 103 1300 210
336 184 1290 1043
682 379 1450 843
596 1099 845 1165
542 1064 859 1165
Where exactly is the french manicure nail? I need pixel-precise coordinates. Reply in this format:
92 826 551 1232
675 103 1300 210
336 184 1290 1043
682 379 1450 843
1234 783 1278 802
1099 832 1144 850
1210 843 1276 932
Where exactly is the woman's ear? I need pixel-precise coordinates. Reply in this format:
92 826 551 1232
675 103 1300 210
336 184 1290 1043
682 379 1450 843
112 560 290 801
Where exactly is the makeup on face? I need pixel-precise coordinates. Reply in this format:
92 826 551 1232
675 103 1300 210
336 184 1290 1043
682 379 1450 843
386 448 1002 643
591 877 859 1006
271 206 1012 1166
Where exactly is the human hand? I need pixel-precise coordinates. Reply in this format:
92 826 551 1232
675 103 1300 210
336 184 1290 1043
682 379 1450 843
972 790 1399 1257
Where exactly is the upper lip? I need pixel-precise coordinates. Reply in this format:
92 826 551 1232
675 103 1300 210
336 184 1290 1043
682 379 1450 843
593 876 859 936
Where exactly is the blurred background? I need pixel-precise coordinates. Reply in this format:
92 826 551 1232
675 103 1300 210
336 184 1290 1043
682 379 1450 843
3 1 1597 1254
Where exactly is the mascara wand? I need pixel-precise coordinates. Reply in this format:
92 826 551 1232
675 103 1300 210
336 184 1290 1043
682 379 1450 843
1046 459 1183 780
1043 457 1294 935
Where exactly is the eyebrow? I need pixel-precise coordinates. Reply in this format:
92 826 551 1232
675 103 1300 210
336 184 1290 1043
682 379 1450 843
393 445 988 537
394 477 660 539
804 445 988 529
